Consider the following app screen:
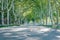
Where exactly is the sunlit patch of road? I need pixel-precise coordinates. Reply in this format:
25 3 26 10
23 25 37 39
0 26 60 40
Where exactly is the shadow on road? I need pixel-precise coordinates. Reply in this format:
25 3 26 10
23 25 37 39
0 27 60 40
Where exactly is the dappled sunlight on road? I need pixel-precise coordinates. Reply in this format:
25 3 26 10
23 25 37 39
56 36 60 38
29 27 51 33
3 33 12 36
38 27 51 32
10 28 28 32
57 30 60 32
0 26 60 40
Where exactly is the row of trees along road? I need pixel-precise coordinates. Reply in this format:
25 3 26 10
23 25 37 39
0 0 60 27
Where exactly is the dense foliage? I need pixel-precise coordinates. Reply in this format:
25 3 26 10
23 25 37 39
0 0 60 26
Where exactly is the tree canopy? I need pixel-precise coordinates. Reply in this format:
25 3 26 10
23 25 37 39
0 0 60 26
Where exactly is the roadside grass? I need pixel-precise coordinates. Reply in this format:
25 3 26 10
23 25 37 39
0 24 20 28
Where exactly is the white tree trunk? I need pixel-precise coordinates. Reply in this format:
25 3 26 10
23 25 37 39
7 0 9 25
1 0 4 25
48 0 53 25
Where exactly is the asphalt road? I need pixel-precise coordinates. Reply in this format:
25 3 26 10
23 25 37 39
0 26 60 40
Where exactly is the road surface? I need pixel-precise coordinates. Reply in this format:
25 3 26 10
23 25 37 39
0 26 60 40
